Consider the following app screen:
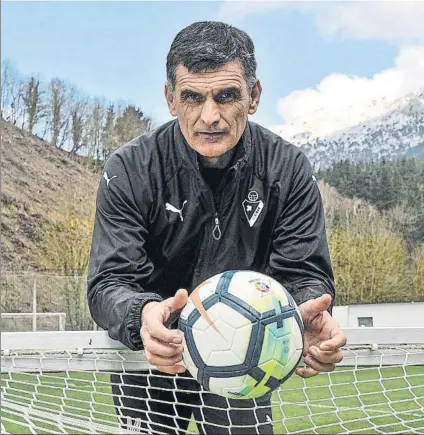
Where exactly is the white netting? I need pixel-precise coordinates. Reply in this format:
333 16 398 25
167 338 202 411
1 341 423 435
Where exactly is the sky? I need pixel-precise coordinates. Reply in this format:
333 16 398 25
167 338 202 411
2 1 424 136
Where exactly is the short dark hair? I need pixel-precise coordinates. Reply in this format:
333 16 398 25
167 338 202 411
166 21 257 90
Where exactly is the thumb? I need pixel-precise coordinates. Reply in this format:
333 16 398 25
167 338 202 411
300 294 332 316
167 288 188 314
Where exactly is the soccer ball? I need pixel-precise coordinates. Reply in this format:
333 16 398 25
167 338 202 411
178 270 304 399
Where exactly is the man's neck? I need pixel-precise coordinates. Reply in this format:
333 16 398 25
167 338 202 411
198 147 237 169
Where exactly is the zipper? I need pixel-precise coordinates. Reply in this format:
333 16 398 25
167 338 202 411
212 213 221 240
208 168 237 242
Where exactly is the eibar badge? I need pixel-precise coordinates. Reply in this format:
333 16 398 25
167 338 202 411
242 190 264 227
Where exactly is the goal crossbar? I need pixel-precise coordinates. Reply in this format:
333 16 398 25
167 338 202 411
3 326 424 350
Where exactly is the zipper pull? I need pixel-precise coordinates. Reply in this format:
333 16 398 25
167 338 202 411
212 214 222 240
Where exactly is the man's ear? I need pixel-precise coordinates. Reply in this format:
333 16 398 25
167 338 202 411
165 83 177 117
248 79 262 115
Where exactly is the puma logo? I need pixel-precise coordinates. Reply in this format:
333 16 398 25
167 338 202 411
103 172 117 187
165 200 187 222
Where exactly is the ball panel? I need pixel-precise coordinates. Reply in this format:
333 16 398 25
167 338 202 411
258 360 287 384
292 317 304 352
191 301 221 333
181 273 223 322
179 297 196 321
226 271 292 317
258 317 294 367
227 271 276 315
192 326 236 367
231 323 254 364
209 374 248 398
192 303 252 367
181 344 199 380
222 309 252 329
191 301 248 333
286 348 303 373
240 375 270 399
207 367 274 399
195 312 252 367
198 275 222 301
207 349 242 366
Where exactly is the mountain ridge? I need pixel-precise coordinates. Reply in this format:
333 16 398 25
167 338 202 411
276 89 424 169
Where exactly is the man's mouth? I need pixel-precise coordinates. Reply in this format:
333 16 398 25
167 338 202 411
196 131 226 137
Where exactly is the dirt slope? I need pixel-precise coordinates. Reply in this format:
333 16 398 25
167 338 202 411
1 120 100 270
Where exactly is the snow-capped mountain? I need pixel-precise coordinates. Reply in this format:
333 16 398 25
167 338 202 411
276 89 424 169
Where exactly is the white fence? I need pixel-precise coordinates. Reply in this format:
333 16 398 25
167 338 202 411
333 302 424 328
1 273 95 332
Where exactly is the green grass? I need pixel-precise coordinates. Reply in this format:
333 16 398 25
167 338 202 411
2 367 423 434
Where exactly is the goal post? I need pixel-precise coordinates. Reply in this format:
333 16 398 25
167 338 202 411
1 328 423 434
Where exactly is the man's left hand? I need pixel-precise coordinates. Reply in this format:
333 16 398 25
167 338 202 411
296 294 347 378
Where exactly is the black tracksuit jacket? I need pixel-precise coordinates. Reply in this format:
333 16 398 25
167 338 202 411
87 120 335 351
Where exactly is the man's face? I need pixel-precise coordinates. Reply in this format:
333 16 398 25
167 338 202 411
165 61 261 158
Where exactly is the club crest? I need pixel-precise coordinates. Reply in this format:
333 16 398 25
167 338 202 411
242 190 264 227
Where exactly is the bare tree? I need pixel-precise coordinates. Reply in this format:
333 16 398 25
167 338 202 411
65 85 88 155
21 77 46 134
86 99 105 161
47 78 68 148
70 100 88 155
1 60 25 126
101 104 117 160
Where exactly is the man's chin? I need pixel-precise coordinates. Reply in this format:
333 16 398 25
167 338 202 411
194 140 235 158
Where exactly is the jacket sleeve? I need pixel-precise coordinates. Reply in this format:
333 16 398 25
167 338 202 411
87 152 163 350
265 151 336 311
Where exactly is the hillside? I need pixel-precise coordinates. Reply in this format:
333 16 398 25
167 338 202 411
277 89 424 169
1 120 100 270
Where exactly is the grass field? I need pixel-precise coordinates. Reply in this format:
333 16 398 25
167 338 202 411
1 366 424 434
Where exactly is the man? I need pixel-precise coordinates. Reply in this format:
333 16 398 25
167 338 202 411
87 21 346 435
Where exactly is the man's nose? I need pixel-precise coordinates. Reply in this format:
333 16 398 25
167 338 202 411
200 99 220 127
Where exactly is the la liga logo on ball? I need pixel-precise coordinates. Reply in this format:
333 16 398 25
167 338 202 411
252 280 270 293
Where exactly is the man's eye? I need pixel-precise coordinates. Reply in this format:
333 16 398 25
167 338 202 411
215 92 238 104
183 93 203 103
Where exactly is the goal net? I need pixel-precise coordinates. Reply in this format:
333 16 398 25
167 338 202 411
1 328 423 435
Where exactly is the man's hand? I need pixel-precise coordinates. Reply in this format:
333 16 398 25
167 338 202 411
141 288 188 374
296 294 347 378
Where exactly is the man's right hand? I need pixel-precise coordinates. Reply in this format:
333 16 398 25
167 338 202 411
141 288 188 374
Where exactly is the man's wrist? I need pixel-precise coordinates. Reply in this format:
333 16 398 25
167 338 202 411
141 300 161 320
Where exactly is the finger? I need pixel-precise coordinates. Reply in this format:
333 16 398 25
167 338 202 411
309 347 343 364
320 329 347 351
296 367 320 378
148 319 182 344
156 364 186 375
304 355 335 373
145 350 183 367
167 289 189 314
145 336 184 358
308 346 343 364
300 294 332 317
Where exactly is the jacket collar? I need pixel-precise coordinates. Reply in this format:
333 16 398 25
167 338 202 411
174 120 252 178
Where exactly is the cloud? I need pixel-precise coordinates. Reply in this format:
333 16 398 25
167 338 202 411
218 1 287 22
219 1 424 42
273 44 424 139
314 1 424 42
